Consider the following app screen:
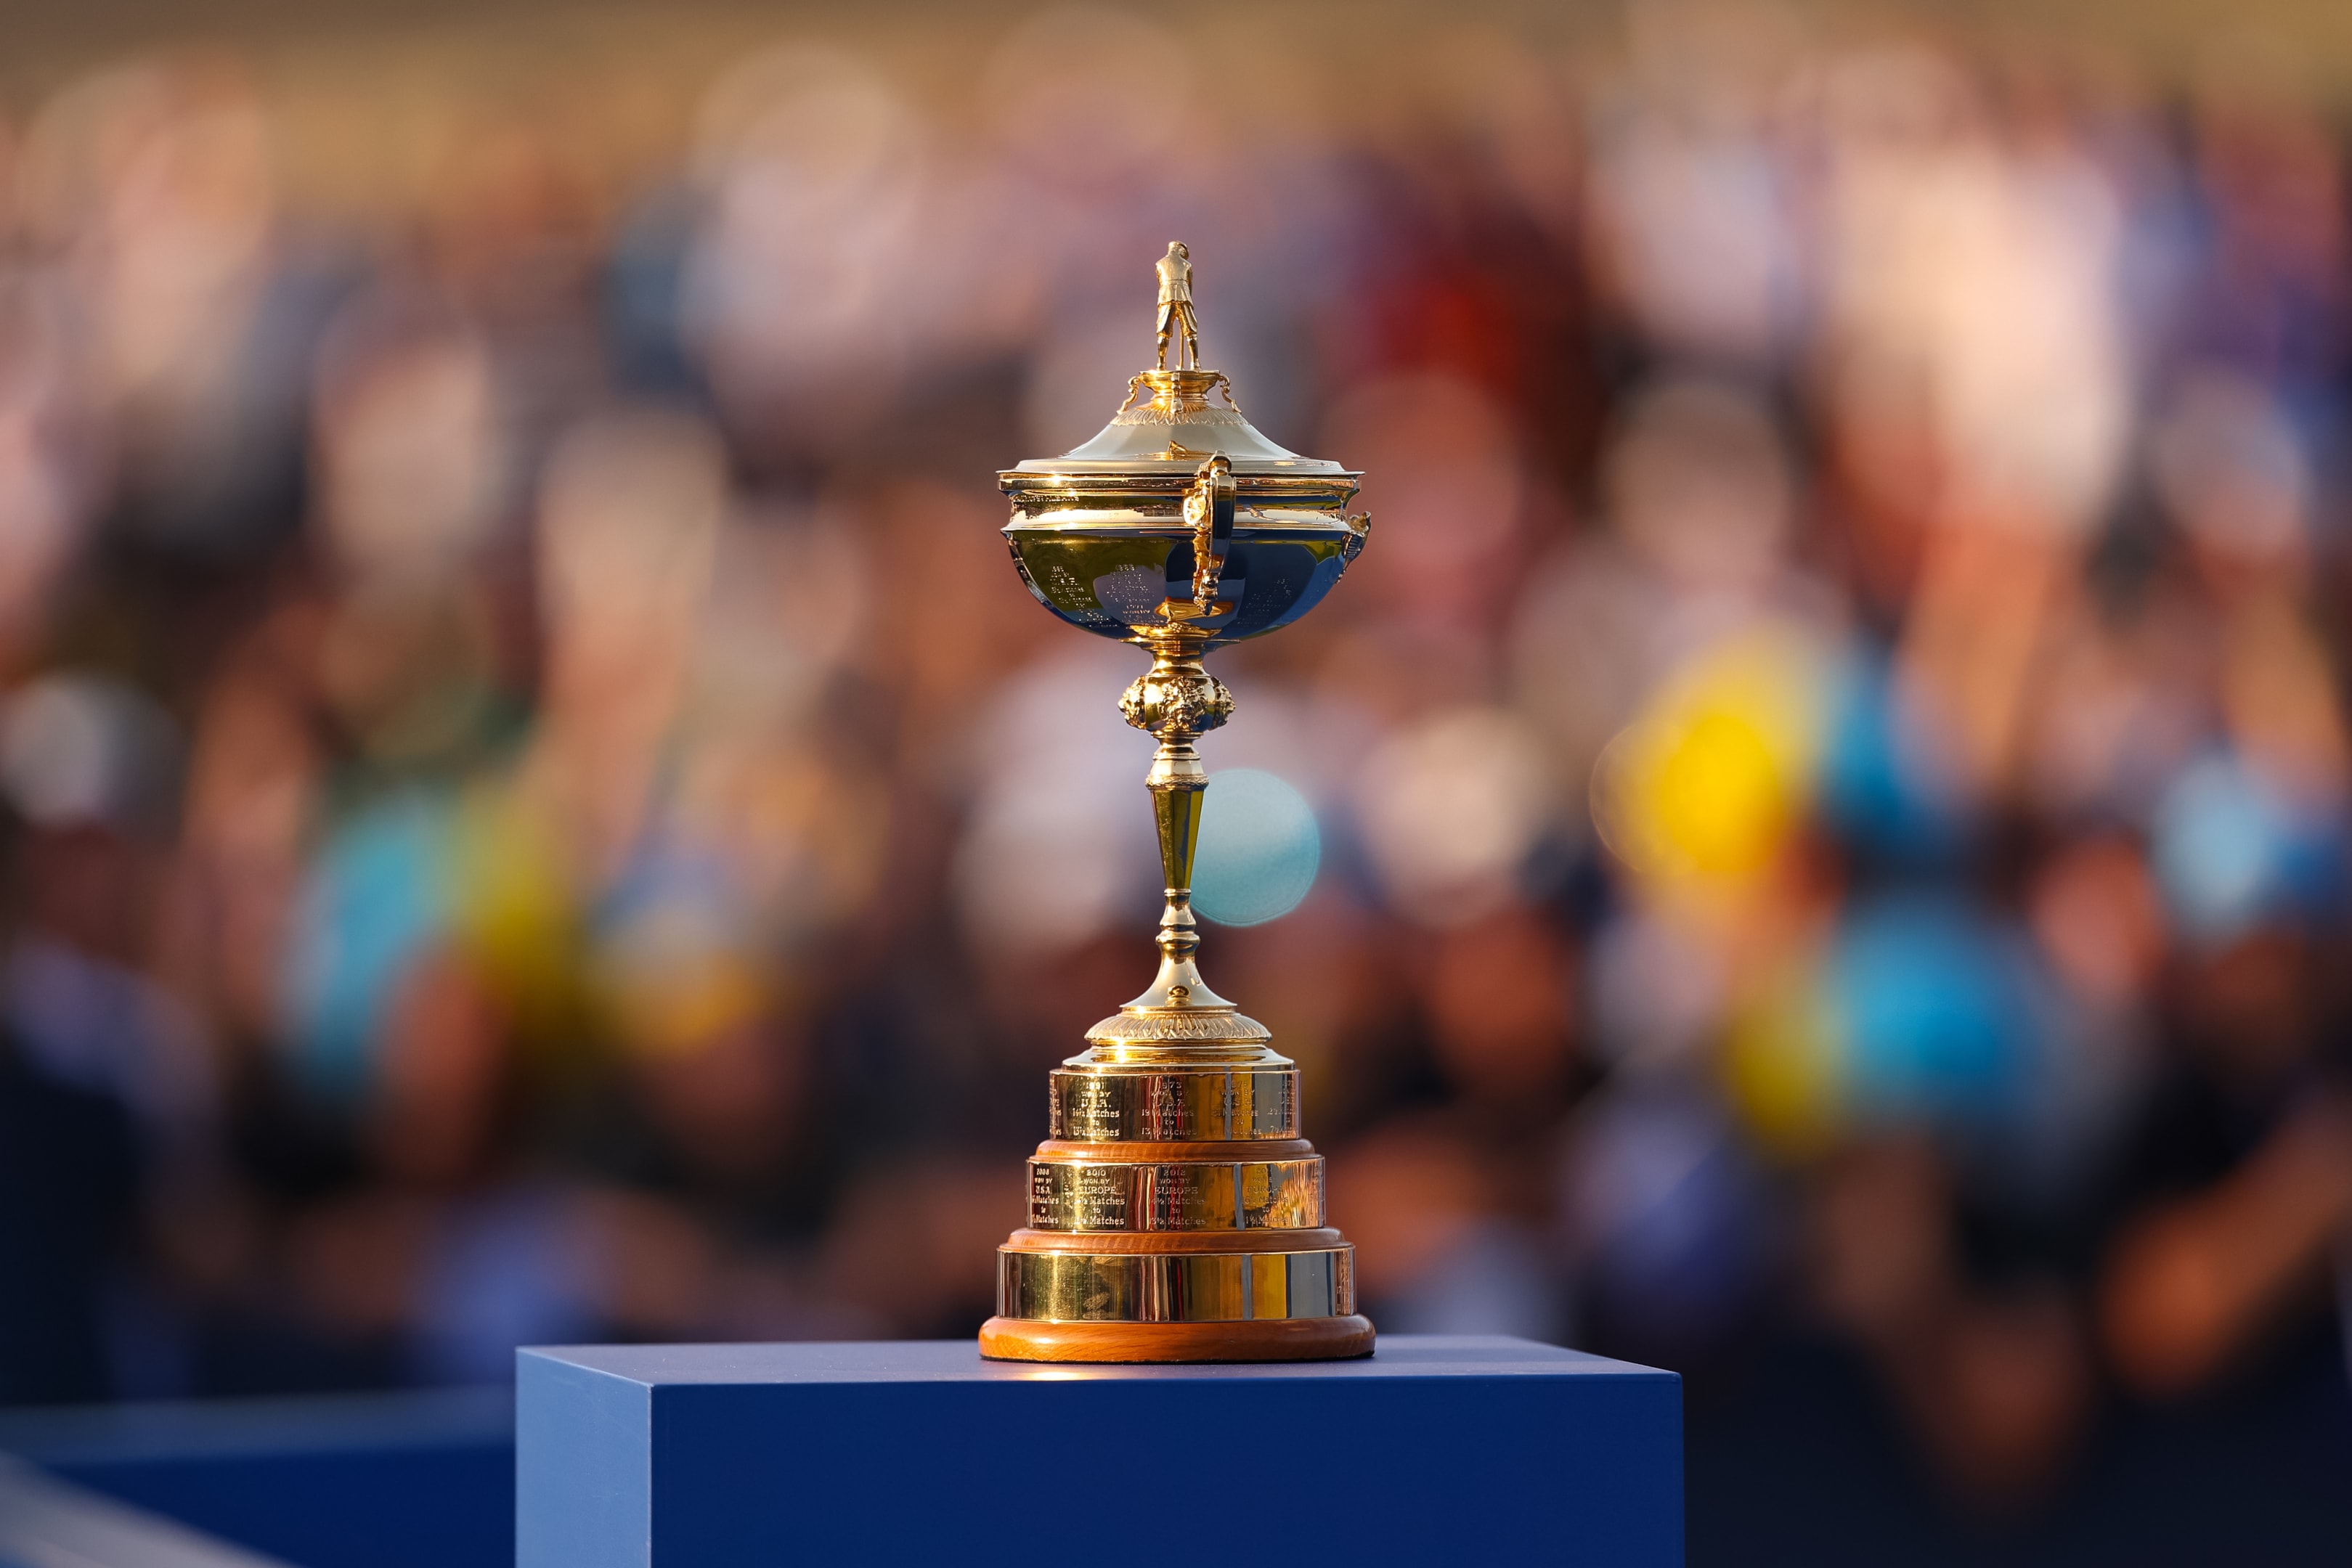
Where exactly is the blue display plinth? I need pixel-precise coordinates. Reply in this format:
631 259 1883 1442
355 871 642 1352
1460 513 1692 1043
0 1389 513 1568
518 1335 1681 1567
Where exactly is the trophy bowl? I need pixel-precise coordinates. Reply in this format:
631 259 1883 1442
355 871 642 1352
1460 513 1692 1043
980 245 1375 1363
1001 368 1367 646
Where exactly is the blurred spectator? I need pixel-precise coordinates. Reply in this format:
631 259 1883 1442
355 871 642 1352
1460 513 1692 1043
0 674 201 1400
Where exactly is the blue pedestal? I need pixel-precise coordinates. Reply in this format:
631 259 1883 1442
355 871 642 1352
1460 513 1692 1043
518 1335 1681 1567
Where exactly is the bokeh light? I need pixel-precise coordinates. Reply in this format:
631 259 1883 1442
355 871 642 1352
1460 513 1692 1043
1591 627 1826 895
1192 767 1319 928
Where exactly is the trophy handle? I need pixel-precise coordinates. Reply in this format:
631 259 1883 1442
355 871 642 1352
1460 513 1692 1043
1155 454 1237 624
1189 454 1235 611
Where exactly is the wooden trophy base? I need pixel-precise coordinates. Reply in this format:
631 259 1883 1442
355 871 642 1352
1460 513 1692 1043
982 1034 1371 1364
978 1314 1376 1363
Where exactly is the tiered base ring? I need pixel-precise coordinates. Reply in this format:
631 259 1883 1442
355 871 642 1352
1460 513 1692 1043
977 1315 1377 1363
983 1056 1372 1363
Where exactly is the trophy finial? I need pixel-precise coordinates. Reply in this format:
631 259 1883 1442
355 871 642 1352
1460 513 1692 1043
1155 240 1200 371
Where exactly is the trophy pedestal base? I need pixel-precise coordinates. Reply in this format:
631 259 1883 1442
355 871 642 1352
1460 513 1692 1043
977 1312 1375 1363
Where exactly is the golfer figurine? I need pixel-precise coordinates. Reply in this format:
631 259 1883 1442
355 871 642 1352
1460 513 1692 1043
1155 241 1200 371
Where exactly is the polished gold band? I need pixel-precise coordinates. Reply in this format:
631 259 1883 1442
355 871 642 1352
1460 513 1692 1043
1048 1068 1298 1142
1028 1156 1324 1231
996 1246 1356 1323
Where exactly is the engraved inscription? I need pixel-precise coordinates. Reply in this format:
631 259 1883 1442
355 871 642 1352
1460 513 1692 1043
1073 1164 1129 1229
1241 1161 1272 1223
1051 1071 1314 1143
1143 1074 1183 1140
1091 563 1166 621
1060 1074 1122 1140
1028 1164 1054 1227
1032 1162 1141 1229
1033 1158 1322 1230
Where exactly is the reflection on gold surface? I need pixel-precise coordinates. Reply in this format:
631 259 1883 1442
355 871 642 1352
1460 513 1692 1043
998 1247 1354 1324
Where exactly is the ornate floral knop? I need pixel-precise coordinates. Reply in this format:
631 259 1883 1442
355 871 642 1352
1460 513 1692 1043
1119 668 1233 740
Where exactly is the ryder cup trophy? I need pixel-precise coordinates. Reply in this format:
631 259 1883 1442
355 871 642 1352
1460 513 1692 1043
981 245 1375 1362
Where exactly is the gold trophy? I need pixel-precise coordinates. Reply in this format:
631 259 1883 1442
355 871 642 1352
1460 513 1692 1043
980 244 1375 1362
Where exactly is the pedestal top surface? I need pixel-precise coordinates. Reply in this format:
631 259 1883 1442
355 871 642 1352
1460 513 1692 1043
521 1334 1662 1387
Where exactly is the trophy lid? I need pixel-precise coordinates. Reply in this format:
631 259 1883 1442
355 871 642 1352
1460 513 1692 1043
1001 243 1355 499
1006 368 1353 482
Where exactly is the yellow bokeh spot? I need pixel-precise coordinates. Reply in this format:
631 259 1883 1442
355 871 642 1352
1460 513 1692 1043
1722 973 1844 1161
1592 625 1826 891
446 783 591 1056
1650 707 1789 878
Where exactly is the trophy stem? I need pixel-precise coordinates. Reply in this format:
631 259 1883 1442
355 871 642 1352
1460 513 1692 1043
1147 746 1209 997
1118 632 1236 1015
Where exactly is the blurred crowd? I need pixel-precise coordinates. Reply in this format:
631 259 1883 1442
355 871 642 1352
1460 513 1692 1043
1 1 2350 1550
